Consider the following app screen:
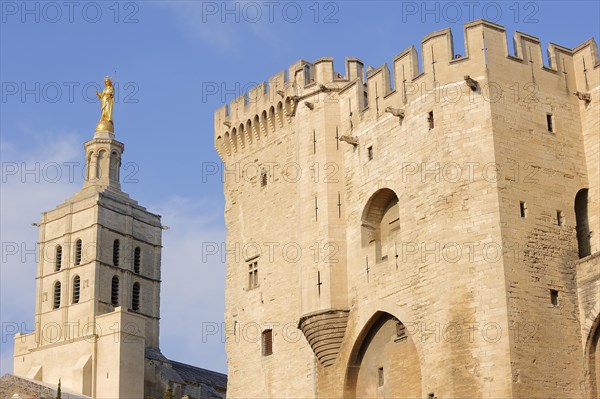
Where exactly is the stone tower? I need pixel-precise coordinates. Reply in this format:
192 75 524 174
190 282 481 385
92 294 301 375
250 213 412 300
215 20 600 398
13 120 163 398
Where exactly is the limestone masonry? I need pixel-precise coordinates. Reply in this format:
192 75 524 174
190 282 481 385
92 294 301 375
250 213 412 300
214 20 600 398
2 99 227 398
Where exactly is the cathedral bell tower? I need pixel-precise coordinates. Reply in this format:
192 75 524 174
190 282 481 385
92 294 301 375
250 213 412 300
13 77 163 399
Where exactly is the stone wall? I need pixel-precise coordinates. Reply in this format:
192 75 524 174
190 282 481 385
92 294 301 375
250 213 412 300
216 19 600 399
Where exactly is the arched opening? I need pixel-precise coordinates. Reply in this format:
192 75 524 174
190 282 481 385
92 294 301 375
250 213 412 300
276 102 284 128
304 64 312 86
238 123 246 148
72 275 81 304
113 239 120 266
253 115 261 140
109 150 120 182
96 150 107 179
587 313 600 398
575 188 591 258
231 128 238 152
111 276 119 307
134 246 141 274
53 281 61 309
222 133 231 155
86 151 94 181
261 110 268 136
268 106 276 133
74 239 82 265
55 245 63 271
132 282 140 312
246 119 253 144
361 189 400 261
344 312 421 398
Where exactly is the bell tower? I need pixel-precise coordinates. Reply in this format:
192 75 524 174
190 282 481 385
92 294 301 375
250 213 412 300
13 78 163 399
83 128 124 191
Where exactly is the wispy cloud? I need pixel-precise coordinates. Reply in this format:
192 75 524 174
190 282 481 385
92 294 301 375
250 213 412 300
156 1 238 50
150 196 227 372
1 129 82 376
154 1 286 53
0 132 227 375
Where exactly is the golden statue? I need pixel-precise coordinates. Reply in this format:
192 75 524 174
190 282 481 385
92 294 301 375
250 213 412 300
96 77 114 131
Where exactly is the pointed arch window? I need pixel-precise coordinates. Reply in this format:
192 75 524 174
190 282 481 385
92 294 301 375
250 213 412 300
132 282 140 312
55 245 63 271
53 281 61 309
72 275 81 304
133 247 141 274
113 239 120 266
111 276 119 307
74 239 82 265
361 188 400 261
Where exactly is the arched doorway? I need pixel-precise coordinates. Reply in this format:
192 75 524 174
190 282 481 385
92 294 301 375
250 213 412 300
345 312 421 398
588 313 600 398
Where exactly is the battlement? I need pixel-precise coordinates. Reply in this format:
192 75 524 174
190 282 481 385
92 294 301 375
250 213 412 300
214 19 599 160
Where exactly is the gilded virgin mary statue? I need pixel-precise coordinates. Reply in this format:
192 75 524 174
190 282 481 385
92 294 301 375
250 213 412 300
96 77 115 131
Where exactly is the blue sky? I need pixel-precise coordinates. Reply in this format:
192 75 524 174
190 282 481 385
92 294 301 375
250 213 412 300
1 0 599 376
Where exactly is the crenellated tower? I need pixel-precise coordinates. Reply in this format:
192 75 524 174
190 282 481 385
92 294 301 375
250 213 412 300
216 20 600 398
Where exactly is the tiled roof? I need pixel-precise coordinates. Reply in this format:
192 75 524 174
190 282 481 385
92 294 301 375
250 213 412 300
170 360 227 391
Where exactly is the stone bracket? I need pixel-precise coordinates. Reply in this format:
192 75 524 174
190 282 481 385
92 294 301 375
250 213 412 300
298 308 350 368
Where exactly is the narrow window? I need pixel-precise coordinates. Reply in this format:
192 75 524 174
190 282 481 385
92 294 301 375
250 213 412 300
428 111 434 129
550 289 559 306
111 276 119 307
546 113 554 133
248 261 258 289
113 239 120 266
556 210 564 226
396 321 406 338
575 189 591 258
260 170 268 187
72 275 81 304
133 247 141 274
520 201 527 218
262 329 273 356
304 65 311 86
55 245 62 271
53 281 61 309
132 282 140 312
378 367 384 387
367 146 373 160
74 239 82 265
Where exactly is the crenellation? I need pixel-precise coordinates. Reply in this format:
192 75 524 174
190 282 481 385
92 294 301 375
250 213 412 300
572 39 600 93
345 57 364 82
215 19 599 161
547 43 575 73
217 19 600 399
392 45 420 103
365 64 392 112
421 27 455 77
314 57 335 84
512 31 544 67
